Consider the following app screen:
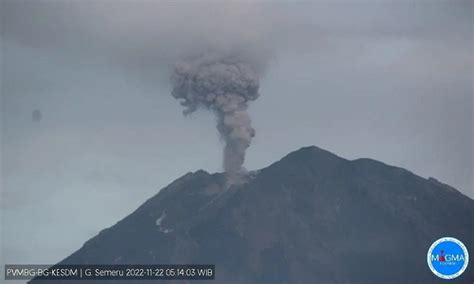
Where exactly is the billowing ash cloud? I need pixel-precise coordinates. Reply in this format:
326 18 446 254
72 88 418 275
171 53 260 178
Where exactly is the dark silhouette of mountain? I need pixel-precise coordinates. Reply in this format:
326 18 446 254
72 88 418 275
33 146 473 283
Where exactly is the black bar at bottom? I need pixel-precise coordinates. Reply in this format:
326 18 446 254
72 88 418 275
5 264 215 280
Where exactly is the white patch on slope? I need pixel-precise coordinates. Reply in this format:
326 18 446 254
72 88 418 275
247 170 260 180
155 211 173 233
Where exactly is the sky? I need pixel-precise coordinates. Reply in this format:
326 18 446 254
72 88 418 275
1 0 472 270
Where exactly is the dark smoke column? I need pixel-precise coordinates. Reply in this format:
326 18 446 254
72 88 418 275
171 53 260 180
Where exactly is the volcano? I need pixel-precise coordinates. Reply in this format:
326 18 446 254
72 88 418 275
35 146 473 283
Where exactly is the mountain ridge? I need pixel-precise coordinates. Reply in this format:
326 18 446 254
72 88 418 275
32 145 473 284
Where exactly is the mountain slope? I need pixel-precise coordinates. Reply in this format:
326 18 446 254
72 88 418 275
37 146 474 283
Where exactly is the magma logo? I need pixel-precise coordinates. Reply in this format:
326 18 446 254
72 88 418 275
427 237 469 279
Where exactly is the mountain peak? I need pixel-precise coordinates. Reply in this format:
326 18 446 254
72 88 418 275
280 145 346 163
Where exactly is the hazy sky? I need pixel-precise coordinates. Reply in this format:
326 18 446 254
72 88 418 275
1 0 472 270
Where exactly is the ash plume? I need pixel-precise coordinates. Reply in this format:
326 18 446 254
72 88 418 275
171 53 260 180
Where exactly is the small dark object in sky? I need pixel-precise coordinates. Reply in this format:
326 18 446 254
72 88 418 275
32 109 42 122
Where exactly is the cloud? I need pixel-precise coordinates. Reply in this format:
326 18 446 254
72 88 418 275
3 1 470 73
1 1 275 81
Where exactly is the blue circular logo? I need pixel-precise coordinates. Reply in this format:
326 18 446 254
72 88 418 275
427 237 469 279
